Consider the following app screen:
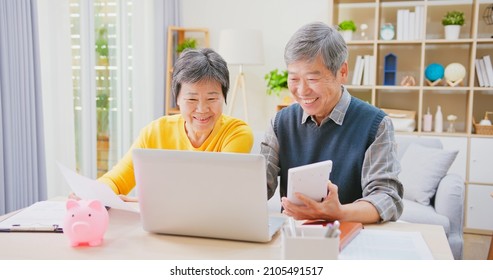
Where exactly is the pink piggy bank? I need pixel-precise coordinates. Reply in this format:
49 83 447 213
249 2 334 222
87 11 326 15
63 199 109 247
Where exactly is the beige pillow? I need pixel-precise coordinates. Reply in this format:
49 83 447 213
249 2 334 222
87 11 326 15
400 143 458 205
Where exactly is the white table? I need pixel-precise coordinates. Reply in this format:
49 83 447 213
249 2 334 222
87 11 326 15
0 202 453 260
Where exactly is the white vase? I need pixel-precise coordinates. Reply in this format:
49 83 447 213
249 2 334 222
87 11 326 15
341 30 353 42
444 25 461 40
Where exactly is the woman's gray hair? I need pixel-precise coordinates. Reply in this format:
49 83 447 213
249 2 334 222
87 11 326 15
171 48 229 102
284 22 348 76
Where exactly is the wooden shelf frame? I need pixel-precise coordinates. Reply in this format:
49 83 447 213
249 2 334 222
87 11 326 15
165 26 210 115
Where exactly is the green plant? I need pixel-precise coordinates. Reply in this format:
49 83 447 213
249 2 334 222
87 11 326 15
95 26 108 57
96 92 110 136
95 25 110 136
264 69 288 96
442 11 465 26
338 20 357 32
176 38 197 53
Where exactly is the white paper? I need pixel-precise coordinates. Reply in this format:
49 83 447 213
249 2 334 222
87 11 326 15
57 162 137 212
339 229 434 260
0 201 66 229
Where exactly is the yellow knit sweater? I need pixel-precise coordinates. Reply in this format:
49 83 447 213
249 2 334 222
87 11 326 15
98 114 253 194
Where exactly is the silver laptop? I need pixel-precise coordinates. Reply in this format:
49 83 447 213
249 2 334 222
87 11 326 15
132 149 285 242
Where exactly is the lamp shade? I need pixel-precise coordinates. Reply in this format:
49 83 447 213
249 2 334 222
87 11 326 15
218 29 264 65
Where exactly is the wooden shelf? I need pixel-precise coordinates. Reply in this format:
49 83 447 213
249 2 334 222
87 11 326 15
165 26 209 115
333 0 493 233
335 0 493 137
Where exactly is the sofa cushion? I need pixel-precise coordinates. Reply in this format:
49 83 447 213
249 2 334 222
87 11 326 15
396 136 442 160
400 143 458 206
399 199 450 235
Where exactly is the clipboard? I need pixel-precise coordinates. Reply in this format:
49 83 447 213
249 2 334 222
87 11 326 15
0 201 65 233
0 224 63 233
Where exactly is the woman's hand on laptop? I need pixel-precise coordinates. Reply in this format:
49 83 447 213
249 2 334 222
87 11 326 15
68 192 81 200
118 194 138 202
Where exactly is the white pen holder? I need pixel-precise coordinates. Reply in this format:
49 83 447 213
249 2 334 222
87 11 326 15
282 225 339 260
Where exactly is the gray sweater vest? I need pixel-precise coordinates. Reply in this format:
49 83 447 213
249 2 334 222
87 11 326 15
274 97 386 204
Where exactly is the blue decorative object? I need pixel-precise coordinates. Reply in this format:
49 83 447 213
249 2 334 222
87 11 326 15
383 53 397 86
425 63 445 82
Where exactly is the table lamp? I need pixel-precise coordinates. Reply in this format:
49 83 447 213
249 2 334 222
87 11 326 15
218 29 264 122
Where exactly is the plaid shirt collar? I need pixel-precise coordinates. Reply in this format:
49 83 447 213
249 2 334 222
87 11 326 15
301 86 351 126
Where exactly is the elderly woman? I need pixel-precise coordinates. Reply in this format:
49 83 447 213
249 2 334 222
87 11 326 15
99 48 253 198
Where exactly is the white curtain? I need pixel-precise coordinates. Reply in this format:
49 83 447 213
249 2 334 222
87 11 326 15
132 0 181 138
4 0 181 204
0 0 47 215
36 0 76 198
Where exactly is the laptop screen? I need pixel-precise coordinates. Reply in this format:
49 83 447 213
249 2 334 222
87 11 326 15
132 149 280 242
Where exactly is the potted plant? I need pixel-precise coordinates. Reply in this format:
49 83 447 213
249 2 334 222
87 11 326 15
264 69 293 105
94 25 111 175
338 20 357 41
442 11 465 40
176 38 197 53
95 26 110 137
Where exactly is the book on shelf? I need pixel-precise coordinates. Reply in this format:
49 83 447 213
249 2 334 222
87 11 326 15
369 55 376 85
351 55 375 86
396 7 424 41
403 9 410 40
397 9 404 40
409 12 415 41
475 59 485 87
351 55 357 85
415 6 424 40
362 55 375 86
352 55 364 85
363 55 371 85
302 220 363 251
479 58 489 87
483 55 493 87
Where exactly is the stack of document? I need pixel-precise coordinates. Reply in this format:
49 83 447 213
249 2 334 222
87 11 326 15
339 229 434 260
0 201 65 232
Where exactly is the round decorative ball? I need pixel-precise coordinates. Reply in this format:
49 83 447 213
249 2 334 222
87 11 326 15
425 63 445 82
444 63 466 82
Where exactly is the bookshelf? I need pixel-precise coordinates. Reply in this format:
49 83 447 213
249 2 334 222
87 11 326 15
332 0 493 233
165 26 209 115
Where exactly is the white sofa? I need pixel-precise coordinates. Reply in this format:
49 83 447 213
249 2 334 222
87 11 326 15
396 136 464 260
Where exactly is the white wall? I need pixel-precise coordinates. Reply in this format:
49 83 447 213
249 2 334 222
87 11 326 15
132 0 166 138
181 0 330 131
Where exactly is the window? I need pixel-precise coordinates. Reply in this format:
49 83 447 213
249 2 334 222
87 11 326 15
69 0 133 178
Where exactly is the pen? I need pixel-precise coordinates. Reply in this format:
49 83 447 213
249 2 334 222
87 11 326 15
11 224 57 232
324 224 333 237
0 224 62 232
330 220 340 238
288 217 297 237
325 220 340 238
